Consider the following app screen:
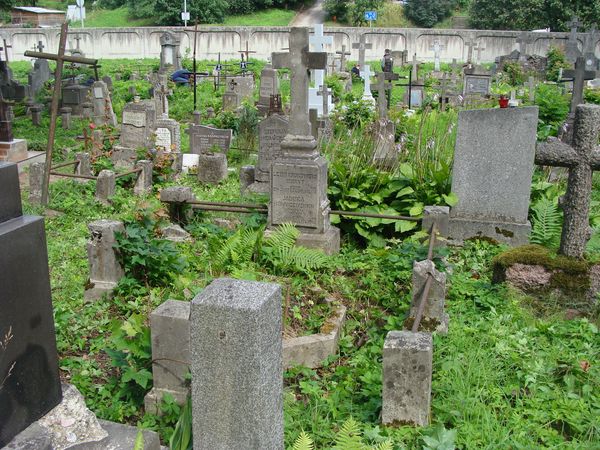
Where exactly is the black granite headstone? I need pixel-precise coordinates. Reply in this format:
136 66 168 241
0 162 62 447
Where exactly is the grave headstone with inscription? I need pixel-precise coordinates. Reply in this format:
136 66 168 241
187 124 232 154
114 100 156 168
271 27 340 255
0 162 62 447
249 112 289 193
61 83 91 117
160 31 182 73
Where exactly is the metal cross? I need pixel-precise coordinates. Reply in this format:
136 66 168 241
328 58 337 74
562 56 600 114
24 22 100 205
238 41 256 63
272 27 327 138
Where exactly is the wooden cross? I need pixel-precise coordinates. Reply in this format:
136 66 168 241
2 39 11 63
371 72 398 119
272 28 327 139
516 32 534 55
562 56 600 115
317 84 332 117
352 37 373 70
535 104 600 258
336 45 351 71
24 22 100 205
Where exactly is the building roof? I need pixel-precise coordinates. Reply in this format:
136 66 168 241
12 6 65 14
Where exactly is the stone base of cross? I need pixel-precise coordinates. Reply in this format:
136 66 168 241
535 104 600 258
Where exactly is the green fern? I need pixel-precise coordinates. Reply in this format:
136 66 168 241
265 224 330 273
264 222 299 249
333 417 367 450
292 431 314 450
372 442 394 450
530 197 562 249
213 227 263 271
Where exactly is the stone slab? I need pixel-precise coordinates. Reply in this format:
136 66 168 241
0 216 62 447
448 216 531 246
0 139 28 164
451 107 538 225
295 226 340 256
190 278 283 450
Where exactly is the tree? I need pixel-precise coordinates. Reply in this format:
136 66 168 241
469 0 600 31
128 0 228 25
404 0 456 28
324 0 351 23
348 0 384 26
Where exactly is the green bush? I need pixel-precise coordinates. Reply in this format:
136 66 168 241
546 46 571 82
404 0 456 28
535 84 570 139
502 61 525 85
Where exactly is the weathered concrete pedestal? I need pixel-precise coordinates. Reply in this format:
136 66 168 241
382 331 433 427
0 138 27 164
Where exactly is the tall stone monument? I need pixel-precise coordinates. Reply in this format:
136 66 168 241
271 27 340 254
0 162 62 447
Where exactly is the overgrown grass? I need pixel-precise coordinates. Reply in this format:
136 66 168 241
207 8 295 26
70 6 155 28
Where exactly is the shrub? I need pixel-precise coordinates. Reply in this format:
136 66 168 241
546 46 571 82
404 0 455 28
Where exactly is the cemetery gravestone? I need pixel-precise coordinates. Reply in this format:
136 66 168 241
0 162 62 447
463 72 491 96
565 17 583 63
257 64 280 115
448 107 539 245
62 83 91 117
190 278 283 450
250 112 289 193
271 27 340 254
308 24 333 117
159 31 182 73
28 57 51 97
0 95 27 164
91 80 117 127
187 124 232 154
120 100 156 149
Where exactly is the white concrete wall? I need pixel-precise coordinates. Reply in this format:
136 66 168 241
0 25 597 64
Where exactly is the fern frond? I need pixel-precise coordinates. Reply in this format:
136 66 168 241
333 417 366 450
292 431 314 450
265 223 299 249
273 245 330 272
530 197 562 249
372 441 394 450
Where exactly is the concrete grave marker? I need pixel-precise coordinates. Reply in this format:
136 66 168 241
91 80 117 127
250 112 289 193
448 107 539 245
187 124 232 154
190 278 283 450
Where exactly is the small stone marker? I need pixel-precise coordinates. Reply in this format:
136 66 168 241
382 331 432 427
134 160 153 196
0 162 62 447
198 152 227 184
256 64 280 115
250 112 288 193
95 169 116 205
60 106 71 130
144 300 191 414
408 260 448 333
61 83 91 117
30 104 42 126
84 219 125 301
190 278 283 450
28 161 44 204
448 107 539 245
91 80 117 126
535 104 600 258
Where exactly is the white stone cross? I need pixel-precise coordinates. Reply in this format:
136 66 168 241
429 40 445 72
317 84 332 117
310 24 333 89
359 63 374 101
272 28 327 138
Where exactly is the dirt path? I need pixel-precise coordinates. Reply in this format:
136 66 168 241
290 0 326 26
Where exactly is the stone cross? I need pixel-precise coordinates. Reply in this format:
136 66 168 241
36 40 44 52
317 84 332 117
359 63 374 100
352 37 373 77
272 27 327 139
328 58 337 74
464 41 475 64
309 24 333 89
429 40 444 72
535 104 600 258
411 53 421 81
336 44 351 71
562 56 600 114
516 32 534 55
527 76 535 102
474 42 486 63
568 16 582 42
371 72 398 119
